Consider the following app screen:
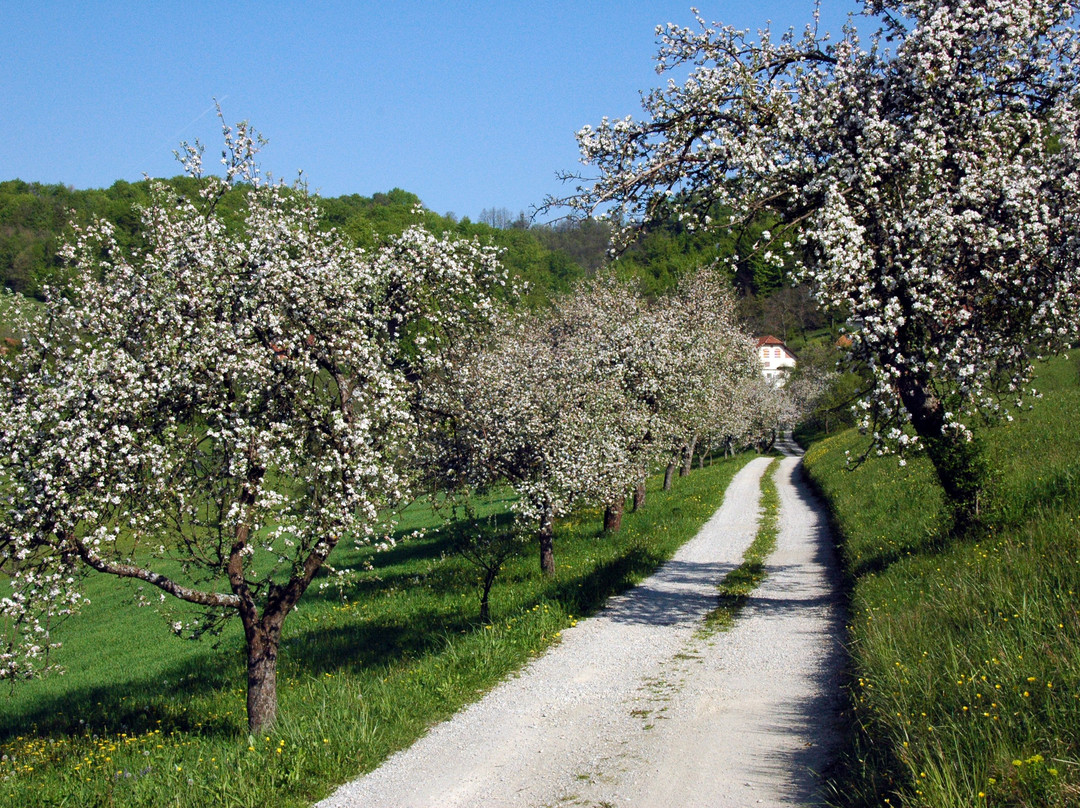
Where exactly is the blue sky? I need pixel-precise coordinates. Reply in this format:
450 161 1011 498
2 1 860 222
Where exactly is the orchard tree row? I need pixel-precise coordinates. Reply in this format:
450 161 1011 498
421 269 827 578
0 119 823 736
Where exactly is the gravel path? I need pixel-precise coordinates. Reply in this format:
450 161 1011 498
317 449 845 807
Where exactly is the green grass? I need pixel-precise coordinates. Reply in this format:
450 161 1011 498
804 355 1080 807
705 457 780 631
0 454 752 808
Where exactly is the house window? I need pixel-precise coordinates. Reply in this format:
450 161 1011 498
774 348 781 357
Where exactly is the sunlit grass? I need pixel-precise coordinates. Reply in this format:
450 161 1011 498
0 454 752 807
805 355 1080 807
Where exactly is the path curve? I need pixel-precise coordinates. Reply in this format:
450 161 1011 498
317 454 845 807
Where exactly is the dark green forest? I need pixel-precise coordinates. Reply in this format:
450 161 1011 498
0 177 809 315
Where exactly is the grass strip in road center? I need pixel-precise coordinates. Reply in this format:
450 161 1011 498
704 457 781 631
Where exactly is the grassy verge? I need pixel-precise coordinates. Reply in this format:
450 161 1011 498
705 457 780 631
803 355 1080 807
0 454 752 808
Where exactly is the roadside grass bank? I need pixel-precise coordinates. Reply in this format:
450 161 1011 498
705 456 780 632
0 454 752 808
803 355 1080 807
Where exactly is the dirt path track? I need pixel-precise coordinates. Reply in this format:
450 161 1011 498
318 451 845 807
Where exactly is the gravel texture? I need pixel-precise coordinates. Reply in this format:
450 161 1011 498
317 447 845 807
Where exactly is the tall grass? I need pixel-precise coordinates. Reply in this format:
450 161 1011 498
0 454 752 807
804 355 1080 807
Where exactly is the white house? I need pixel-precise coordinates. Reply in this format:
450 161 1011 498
756 335 797 383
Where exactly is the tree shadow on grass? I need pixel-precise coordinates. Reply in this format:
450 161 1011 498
286 534 670 680
0 506 689 749
0 648 246 744
305 510 524 611
281 608 477 677
541 543 659 619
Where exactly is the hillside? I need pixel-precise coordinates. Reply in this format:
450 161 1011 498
0 177 823 318
803 355 1080 806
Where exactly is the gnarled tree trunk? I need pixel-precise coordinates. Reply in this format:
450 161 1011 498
897 371 985 529
632 481 646 511
663 462 676 491
603 498 624 533
244 620 282 733
680 437 696 476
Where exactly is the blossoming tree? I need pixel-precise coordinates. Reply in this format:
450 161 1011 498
640 270 759 486
427 268 760 572
0 120 504 731
564 0 1080 522
430 278 652 574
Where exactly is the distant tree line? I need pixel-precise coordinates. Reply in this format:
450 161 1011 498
0 178 811 309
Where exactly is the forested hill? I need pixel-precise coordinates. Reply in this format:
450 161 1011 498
0 177 800 309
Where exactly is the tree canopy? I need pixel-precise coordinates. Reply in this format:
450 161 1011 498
564 0 1080 521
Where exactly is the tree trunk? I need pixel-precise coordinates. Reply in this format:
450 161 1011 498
680 437 696 476
897 371 985 529
632 481 646 511
479 565 497 624
245 623 281 733
663 462 675 491
603 498 624 533
538 500 555 576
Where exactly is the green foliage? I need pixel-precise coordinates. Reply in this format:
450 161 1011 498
804 355 1080 807
317 188 434 249
0 456 751 807
0 170 825 322
0 177 599 309
0 177 245 297
793 337 866 446
604 202 797 299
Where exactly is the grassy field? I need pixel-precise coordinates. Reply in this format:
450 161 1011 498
804 355 1080 807
0 454 752 808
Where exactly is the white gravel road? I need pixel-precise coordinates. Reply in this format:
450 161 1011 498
317 447 845 808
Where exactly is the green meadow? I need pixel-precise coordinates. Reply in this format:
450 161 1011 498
0 456 751 808
806 355 1080 807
